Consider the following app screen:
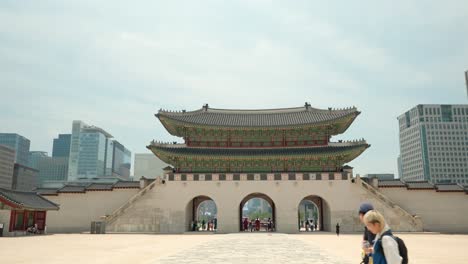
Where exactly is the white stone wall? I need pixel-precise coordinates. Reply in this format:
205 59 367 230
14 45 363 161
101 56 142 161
45 189 139 233
107 177 422 234
0 210 11 236
379 187 468 233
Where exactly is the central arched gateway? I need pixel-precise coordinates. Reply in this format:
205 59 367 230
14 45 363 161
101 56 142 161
239 193 276 232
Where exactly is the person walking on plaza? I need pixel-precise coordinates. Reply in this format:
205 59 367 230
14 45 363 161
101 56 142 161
249 219 254 232
336 223 340 236
243 218 249 231
359 203 376 264
255 218 260 231
363 210 402 264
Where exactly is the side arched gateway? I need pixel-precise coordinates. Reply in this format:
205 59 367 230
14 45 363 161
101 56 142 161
185 195 218 232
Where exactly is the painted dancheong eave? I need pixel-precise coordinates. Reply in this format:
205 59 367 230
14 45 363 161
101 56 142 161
147 141 370 173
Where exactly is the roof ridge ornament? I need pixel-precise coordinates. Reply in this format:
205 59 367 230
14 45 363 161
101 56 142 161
203 104 209 111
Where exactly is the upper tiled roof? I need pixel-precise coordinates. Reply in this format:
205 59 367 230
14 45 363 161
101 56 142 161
148 141 369 157
406 181 435 190
435 184 465 192
378 180 406 188
157 104 359 127
0 187 59 210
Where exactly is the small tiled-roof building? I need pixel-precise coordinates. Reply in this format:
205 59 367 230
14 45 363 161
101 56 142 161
0 187 59 236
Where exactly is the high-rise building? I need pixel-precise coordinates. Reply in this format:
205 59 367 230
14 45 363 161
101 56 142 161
0 145 15 189
111 140 131 179
67 121 131 181
28 151 48 169
0 133 30 166
68 121 88 181
12 163 38 191
398 104 468 184
76 125 113 179
52 134 71 157
37 156 69 185
397 155 403 179
134 153 169 179
465 70 468 98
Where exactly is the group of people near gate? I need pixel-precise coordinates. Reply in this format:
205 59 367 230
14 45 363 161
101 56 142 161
191 218 217 231
301 218 318 231
357 202 408 264
242 217 274 232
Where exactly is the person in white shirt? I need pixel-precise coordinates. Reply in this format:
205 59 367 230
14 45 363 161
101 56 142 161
363 210 402 264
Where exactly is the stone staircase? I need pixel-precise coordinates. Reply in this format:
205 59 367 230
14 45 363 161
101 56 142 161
359 178 423 231
105 178 159 228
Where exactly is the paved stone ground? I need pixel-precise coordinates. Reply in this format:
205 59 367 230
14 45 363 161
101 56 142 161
154 233 351 264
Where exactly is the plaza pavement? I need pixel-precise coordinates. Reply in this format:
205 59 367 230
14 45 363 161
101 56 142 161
0 232 466 264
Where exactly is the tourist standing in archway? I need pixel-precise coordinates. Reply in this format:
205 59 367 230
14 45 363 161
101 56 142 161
255 218 260 231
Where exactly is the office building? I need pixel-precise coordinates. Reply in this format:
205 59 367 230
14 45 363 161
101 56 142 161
398 104 468 184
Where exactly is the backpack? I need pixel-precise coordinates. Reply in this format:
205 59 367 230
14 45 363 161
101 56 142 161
381 231 408 264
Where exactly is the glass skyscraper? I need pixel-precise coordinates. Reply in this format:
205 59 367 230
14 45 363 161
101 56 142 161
112 140 131 179
0 133 31 166
52 134 71 157
67 121 131 181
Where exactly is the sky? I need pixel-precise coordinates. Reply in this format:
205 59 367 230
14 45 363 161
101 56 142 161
1 0 468 176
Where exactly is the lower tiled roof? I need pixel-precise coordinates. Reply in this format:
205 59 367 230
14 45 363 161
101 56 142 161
406 181 435 190
0 187 59 210
435 184 465 192
378 180 406 188
35 181 141 195
86 183 114 191
149 143 369 157
34 188 59 195
112 181 140 188
59 185 87 193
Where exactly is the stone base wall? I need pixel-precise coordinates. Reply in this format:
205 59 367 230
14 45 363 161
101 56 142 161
107 174 423 234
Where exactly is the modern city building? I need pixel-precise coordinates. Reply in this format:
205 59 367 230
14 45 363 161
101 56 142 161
68 121 88 181
0 133 30 166
0 145 15 189
398 104 468 184
465 70 468 98
12 163 38 191
111 140 131 180
52 134 71 158
397 155 403 179
76 125 113 179
67 121 131 182
37 156 69 185
134 153 169 179
28 151 48 169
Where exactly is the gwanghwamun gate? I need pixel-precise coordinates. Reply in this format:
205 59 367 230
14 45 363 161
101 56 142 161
1 104 467 236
